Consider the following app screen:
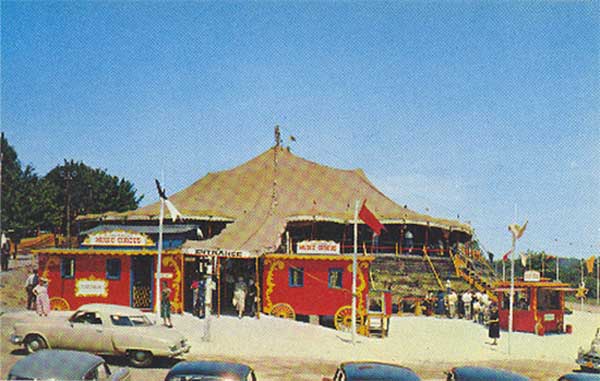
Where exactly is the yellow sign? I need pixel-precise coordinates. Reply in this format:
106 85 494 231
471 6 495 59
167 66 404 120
75 276 108 298
82 230 155 247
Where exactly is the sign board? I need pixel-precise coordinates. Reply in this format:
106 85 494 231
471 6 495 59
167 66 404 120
82 230 155 247
154 273 173 279
75 277 108 297
297 240 340 255
524 270 541 282
544 313 555 321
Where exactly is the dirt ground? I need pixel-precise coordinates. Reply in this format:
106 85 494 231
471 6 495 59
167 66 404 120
0 255 594 381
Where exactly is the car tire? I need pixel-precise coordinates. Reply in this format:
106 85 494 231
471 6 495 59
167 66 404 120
128 350 153 367
24 334 47 354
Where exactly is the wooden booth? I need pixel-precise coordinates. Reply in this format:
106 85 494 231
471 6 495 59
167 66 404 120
495 271 574 335
33 229 185 313
261 251 374 334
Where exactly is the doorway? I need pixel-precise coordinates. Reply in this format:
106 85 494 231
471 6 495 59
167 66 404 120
218 258 258 316
183 256 212 313
131 256 153 309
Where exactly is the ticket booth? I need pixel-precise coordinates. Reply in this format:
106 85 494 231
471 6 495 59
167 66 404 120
495 271 574 335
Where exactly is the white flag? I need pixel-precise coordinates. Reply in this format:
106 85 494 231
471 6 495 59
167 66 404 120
520 252 528 267
164 199 182 222
509 220 528 241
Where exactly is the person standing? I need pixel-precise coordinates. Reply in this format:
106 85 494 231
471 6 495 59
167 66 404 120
448 290 458 318
32 278 50 316
0 238 9 271
160 281 173 328
462 290 472 320
25 268 39 310
488 303 500 345
246 278 257 317
232 277 247 319
202 275 217 342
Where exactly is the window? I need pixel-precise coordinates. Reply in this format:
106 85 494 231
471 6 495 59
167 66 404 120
70 311 102 325
328 268 343 288
106 258 121 280
538 289 561 310
289 267 304 287
61 257 75 279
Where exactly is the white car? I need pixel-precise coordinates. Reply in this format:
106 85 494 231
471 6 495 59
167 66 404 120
10 303 190 367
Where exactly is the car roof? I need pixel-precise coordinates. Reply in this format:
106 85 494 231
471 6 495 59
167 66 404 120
341 362 421 381
450 366 530 381
559 374 600 381
166 361 252 380
78 303 144 315
9 350 104 380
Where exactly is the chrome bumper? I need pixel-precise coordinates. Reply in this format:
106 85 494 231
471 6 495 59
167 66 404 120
169 344 191 357
10 334 23 345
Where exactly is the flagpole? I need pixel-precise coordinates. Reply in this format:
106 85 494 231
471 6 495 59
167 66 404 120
155 195 165 323
508 235 515 356
556 256 559 281
580 259 584 312
596 256 599 306
502 261 505 282
352 199 359 345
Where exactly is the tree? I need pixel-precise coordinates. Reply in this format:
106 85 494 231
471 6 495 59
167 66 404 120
44 160 143 237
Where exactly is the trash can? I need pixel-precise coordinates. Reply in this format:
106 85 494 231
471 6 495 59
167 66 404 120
566 324 573 334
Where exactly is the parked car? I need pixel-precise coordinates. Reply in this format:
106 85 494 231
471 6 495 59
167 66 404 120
322 362 421 381
558 373 600 381
446 366 530 381
9 303 190 367
7 349 130 381
577 328 600 372
164 361 257 381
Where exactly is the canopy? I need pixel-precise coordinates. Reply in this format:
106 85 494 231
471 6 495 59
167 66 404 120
80 147 472 256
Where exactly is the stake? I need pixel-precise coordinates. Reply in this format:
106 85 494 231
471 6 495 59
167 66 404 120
352 199 359 345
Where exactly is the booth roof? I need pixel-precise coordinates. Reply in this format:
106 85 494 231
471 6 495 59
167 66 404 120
79 147 472 256
80 224 200 236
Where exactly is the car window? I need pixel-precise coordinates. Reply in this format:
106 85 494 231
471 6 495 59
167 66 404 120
110 314 152 327
84 366 98 381
72 311 102 325
167 376 237 381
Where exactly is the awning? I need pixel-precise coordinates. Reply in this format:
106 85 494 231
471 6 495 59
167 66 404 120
32 248 180 256
495 288 527 292
81 224 200 236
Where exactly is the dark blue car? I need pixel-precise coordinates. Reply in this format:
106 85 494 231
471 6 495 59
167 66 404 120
446 366 530 381
558 373 600 381
323 361 421 381
164 361 257 381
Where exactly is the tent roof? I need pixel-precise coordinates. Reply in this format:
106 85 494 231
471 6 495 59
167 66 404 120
81 147 472 255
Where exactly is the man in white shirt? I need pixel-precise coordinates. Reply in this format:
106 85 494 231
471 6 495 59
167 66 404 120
462 290 473 320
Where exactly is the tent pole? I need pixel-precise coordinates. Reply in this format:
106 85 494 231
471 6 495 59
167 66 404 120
352 199 359 345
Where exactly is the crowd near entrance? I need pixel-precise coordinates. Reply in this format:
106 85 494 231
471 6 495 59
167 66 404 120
217 258 259 318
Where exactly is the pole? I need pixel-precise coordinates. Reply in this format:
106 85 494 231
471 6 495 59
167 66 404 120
502 261 506 281
508 236 515 356
581 259 584 312
352 199 359 345
556 256 560 281
155 197 164 322
596 257 599 306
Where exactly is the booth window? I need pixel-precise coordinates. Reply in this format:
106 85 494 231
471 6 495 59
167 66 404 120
537 289 561 310
106 258 121 280
328 268 343 288
501 291 530 310
61 257 75 279
289 267 304 287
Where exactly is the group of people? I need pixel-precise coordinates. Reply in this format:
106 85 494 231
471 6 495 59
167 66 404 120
24 268 50 316
231 276 257 319
424 287 500 345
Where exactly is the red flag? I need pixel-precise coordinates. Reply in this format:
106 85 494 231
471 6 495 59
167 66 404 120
359 200 385 236
502 249 513 262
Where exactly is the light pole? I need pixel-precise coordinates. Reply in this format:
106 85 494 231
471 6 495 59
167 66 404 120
60 168 77 248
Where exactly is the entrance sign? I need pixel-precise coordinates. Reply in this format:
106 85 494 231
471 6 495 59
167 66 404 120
297 240 340 255
82 230 155 247
524 270 541 282
75 277 108 297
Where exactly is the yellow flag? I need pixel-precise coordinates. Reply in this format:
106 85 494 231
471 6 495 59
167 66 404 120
585 256 596 274
508 220 528 240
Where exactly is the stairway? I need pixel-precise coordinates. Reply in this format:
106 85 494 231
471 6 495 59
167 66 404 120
449 248 498 301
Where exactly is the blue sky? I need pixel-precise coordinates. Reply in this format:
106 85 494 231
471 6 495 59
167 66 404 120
2 1 598 259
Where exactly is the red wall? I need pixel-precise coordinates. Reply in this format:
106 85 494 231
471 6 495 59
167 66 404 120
263 257 370 316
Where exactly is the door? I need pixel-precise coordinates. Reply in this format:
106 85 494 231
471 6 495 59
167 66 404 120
131 256 153 309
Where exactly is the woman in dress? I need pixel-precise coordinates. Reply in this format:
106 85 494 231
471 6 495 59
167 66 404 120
488 302 500 345
33 278 50 317
161 281 173 328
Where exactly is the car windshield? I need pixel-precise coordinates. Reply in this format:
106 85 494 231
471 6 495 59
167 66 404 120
110 314 153 327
